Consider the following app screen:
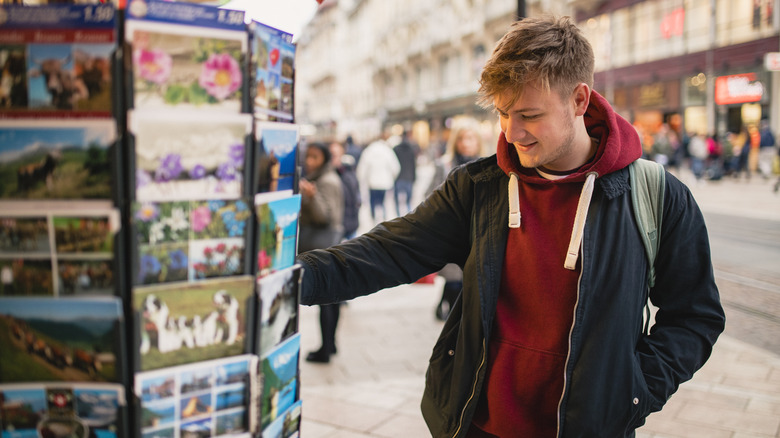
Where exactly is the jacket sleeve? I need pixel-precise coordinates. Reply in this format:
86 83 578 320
297 165 474 305
636 172 726 404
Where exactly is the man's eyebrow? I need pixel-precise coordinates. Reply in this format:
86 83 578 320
495 105 542 114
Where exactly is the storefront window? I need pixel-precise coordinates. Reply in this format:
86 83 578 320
686 0 712 52
631 2 653 65
612 9 632 68
716 0 776 46
584 15 612 71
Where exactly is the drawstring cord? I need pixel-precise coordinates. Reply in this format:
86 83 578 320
564 172 598 270
508 173 521 228
506 171 598 269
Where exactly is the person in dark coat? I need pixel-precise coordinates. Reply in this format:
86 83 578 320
330 140 362 240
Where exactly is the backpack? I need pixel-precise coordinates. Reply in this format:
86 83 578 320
628 158 665 334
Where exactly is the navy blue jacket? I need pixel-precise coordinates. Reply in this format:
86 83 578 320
298 155 725 437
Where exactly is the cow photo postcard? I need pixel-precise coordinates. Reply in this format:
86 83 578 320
254 122 298 193
256 266 300 358
0 202 120 297
259 334 299 430
134 354 257 438
124 2 247 114
133 199 251 286
254 192 300 279
129 112 252 202
0 382 126 438
133 276 255 371
0 120 117 200
0 296 124 384
251 21 294 123
0 3 117 117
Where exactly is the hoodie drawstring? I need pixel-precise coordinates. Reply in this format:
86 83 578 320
506 172 598 269
508 173 521 228
563 172 598 270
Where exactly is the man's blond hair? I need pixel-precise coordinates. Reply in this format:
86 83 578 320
477 15 595 108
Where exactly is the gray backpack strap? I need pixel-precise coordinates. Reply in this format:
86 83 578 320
628 158 665 289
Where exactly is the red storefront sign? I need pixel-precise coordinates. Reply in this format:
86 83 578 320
714 73 764 105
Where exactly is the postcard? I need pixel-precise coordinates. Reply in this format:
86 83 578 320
251 22 294 123
133 199 250 286
0 4 117 117
124 9 247 114
0 119 117 200
261 399 301 438
133 276 255 371
135 354 256 438
0 202 120 297
254 192 300 278
0 258 54 297
259 334 299 429
0 382 125 438
0 296 124 383
254 122 298 193
256 266 300 358
130 112 252 202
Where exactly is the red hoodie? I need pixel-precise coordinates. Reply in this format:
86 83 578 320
469 91 641 437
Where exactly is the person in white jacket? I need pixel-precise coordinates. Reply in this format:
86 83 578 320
356 138 401 222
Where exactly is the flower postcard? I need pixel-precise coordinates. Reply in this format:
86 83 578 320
256 266 300 358
255 192 300 278
133 199 250 286
130 112 252 202
0 119 117 200
125 17 247 113
0 296 124 383
134 354 256 438
254 122 298 193
0 383 126 438
132 276 255 372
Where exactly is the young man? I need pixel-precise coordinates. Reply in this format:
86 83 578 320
297 15 725 437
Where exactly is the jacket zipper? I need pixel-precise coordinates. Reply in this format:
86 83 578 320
452 338 487 438
556 239 586 437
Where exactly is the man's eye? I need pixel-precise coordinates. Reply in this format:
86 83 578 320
522 114 540 121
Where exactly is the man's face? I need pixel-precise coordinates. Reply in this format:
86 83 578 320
495 84 583 172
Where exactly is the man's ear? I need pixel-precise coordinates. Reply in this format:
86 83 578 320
572 83 591 116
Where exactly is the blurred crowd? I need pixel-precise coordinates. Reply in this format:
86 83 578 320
635 118 778 187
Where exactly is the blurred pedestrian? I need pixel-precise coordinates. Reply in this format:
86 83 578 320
345 134 362 164
297 15 723 436
393 130 420 216
427 122 487 321
330 140 362 240
298 142 344 364
758 119 776 179
356 135 400 223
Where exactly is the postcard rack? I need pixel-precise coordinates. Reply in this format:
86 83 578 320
0 1 305 437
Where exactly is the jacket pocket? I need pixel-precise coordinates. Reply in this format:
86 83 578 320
627 353 655 430
425 318 460 405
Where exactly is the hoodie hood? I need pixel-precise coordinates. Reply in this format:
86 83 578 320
496 90 643 271
496 90 642 183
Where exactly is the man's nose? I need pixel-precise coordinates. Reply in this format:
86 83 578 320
503 117 528 144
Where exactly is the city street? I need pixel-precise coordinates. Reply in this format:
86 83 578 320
297 164 780 438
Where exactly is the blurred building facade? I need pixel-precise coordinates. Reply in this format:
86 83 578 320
295 0 779 146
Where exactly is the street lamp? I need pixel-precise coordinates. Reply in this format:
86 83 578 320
517 0 525 19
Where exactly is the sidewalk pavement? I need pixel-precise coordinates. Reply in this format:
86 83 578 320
297 169 780 437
